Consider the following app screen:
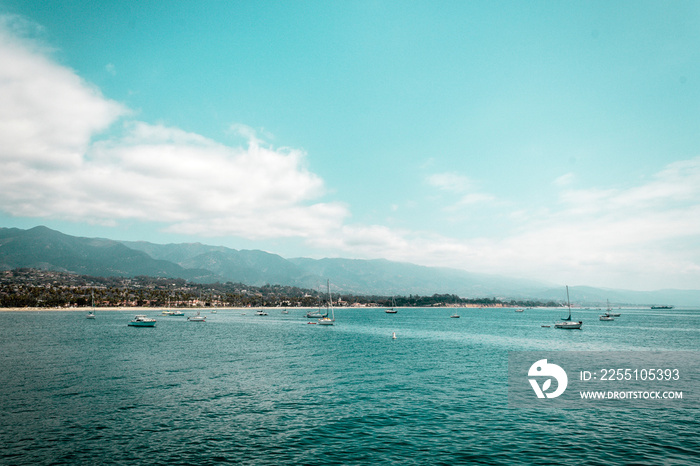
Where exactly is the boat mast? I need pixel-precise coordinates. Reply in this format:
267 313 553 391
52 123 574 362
566 285 571 320
327 279 334 321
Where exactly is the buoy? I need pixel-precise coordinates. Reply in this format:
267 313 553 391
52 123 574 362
392 332 396 339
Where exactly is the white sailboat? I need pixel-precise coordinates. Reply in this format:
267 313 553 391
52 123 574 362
86 291 96 319
162 298 175 316
256 296 268 316
162 297 185 316
554 286 582 329
317 280 335 325
306 288 328 318
604 299 621 317
385 296 398 313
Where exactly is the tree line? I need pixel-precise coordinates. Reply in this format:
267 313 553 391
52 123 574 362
0 268 559 308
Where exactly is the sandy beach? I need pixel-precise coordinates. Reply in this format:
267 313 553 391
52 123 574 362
0 306 253 312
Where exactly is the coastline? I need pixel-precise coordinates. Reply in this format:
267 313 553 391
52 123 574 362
0 305 556 312
0 306 247 312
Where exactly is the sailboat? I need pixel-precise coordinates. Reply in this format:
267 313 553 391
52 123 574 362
86 291 96 319
604 299 621 317
385 296 398 313
162 299 185 316
554 286 582 329
306 289 328 318
162 298 174 316
317 280 335 325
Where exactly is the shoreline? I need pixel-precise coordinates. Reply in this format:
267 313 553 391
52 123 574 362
0 305 609 312
0 306 254 312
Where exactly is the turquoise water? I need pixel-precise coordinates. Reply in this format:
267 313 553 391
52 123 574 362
0 307 698 465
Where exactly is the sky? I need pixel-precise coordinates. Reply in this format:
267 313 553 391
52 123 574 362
0 1 699 291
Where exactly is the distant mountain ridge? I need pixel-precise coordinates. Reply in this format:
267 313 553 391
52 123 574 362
0 226 219 282
1 226 699 306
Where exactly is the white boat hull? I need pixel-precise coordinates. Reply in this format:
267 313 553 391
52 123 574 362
554 321 582 329
128 320 156 327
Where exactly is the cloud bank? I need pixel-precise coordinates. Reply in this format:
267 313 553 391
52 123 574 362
1 16 699 291
0 21 348 241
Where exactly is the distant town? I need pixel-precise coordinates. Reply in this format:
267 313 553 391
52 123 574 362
1 269 560 309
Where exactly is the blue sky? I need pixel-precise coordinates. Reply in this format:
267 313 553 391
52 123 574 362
1 1 699 291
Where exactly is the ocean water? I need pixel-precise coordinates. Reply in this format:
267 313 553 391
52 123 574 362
0 307 698 465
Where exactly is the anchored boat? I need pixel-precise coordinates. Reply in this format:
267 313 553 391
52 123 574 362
128 315 156 327
554 286 582 329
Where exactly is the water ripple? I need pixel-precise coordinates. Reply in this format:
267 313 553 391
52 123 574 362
0 308 697 464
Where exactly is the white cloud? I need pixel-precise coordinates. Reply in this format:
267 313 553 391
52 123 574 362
553 172 574 187
461 160 700 289
426 171 497 211
318 160 700 290
0 21 348 241
0 27 126 170
426 172 473 193
1 16 698 291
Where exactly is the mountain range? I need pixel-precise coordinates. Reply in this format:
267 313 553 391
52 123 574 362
1 226 698 307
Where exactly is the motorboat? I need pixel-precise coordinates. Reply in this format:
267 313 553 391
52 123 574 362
128 315 156 327
187 310 206 322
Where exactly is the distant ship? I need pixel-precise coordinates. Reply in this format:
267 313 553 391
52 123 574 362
650 305 673 309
